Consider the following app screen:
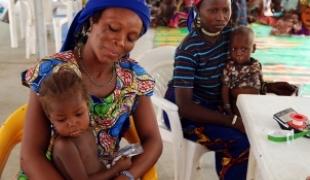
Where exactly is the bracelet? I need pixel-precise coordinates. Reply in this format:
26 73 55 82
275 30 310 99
232 115 238 125
120 170 135 180
224 103 231 109
261 82 268 95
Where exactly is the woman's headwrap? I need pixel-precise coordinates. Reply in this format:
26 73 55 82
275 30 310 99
187 0 202 32
61 0 150 52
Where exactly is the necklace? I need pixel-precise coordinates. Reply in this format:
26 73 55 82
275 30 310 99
77 48 116 88
201 28 221 37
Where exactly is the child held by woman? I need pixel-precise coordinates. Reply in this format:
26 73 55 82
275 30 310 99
37 65 131 179
222 26 263 115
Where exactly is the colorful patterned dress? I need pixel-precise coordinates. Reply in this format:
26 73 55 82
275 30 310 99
21 50 155 166
222 58 263 90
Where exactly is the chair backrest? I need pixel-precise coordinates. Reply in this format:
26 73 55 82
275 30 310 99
0 104 26 176
137 46 178 133
137 46 212 180
137 46 188 179
150 95 185 180
138 46 176 97
0 105 157 179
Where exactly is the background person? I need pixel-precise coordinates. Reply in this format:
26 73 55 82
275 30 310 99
165 0 297 179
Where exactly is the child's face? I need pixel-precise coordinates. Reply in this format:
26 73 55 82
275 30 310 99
230 34 254 64
48 95 89 137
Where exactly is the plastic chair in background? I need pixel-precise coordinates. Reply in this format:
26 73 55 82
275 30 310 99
7 0 83 57
0 104 157 179
22 0 36 59
52 16 68 52
52 0 82 52
137 46 212 180
7 0 36 58
8 0 18 48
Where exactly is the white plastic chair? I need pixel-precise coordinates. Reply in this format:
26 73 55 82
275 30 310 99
137 46 212 180
150 95 185 180
52 0 82 52
53 16 68 52
8 0 82 57
22 0 36 59
7 0 37 58
8 0 18 48
9 0 45 58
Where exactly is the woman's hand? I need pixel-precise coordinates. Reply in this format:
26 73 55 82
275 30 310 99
114 175 130 180
113 157 132 172
129 96 162 178
232 116 245 133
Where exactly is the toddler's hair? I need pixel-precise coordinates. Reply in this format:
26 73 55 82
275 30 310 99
39 67 88 114
231 25 255 41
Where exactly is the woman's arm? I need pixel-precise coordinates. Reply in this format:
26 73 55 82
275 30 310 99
119 96 162 179
230 87 260 98
175 88 244 131
20 91 64 180
221 85 233 114
264 81 297 96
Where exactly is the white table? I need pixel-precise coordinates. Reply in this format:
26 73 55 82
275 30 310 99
236 94 310 180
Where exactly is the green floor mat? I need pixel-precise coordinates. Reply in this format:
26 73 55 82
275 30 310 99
153 27 188 47
251 23 310 96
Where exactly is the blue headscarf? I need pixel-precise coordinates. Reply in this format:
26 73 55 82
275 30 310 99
187 0 202 33
61 0 150 52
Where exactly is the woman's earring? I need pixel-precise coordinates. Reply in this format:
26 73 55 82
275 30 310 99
80 26 89 43
195 15 201 29
87 25 92 34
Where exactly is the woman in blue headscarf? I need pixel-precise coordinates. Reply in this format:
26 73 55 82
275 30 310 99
20 0 162 179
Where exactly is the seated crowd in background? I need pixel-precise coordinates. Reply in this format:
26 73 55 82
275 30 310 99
148 0 310 36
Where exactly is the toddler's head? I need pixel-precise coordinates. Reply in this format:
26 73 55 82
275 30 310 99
230 25 256 65
39 66 89 137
